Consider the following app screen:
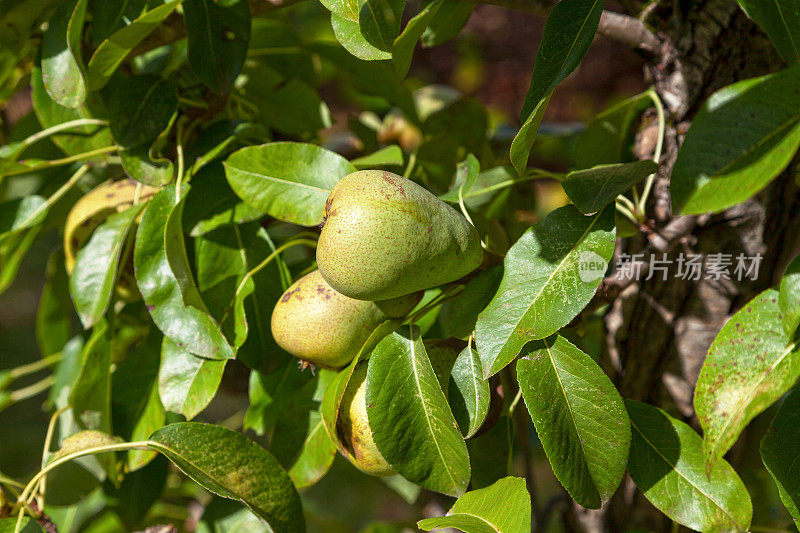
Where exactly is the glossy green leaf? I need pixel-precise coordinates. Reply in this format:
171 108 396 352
0 195 47 235
119 143 174 186
71 321 112 434
562 160 658 215
392 0 439 77
351 145 404 168
417 476 531 533
672 64 800 214
36 254 73 356
443 265 502 338
761 385 800 524
87 0 182 90
31 64 113 155
331 13 392 60
475 205 616 378
320 319 400 441
0 225 40 295
184 0 251 94
224 142 356 226
510 95 550 175
147 422 305 532
69 203 144 329
449 346 490 438
288 410 338 488
134 186 235 359
779 253 800 338
195 222 291 374
467 415 512 489
626 400 753 533
103 74 178 149
574 91 651 168
0 517 44 532
738 0 800 64
112 330 164 470
361 0 405 52
88 0 148 43
159 337 226 420
366 326 470 497
320 0 359 21
197 498 271 533
695 288 800 466
41 0 87 108
70 321 117 482
511 0 602 174
421 0 474 47
517 335 630 509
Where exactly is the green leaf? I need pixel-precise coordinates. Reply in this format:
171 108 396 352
672 64 800 215
449 345 490 438
71 321 112 434
320 319 401 442
737 0 800 64
351 145 404 168
224 142 356 226
438 153 480 203
443 265 502 338
366 326 470 497
331 13 392 60
148 422 305 532
562 160 658 215
36 254 73 357
779 253 800 338
0 226 40 295
510 96 550 176
392 0 439 78
417 476 531 533
288 410 338 488
103 74 178 149
0 195 47 235
761 385 800 524
511 0 603 174
119 143 174 186
320 0 359 21
574 91 651 168
421 0 474 47
69 203 144 329
31 64 113 155
695 288 800 466
0 517 44 532
41 0 87 108
467 415 512 489
361 0 405 52
112 330 165 470
626 400 753 533
88 0 148 43
87 0 182 90
475 205 616 378
159 337 226 420
70 321 117 481
517 335 630 509
134 186 236 359
184 0 251 94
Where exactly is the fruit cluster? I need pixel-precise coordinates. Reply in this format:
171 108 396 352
270 170 483 474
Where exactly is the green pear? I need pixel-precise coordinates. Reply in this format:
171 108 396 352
336 361 395 476
270 270 419 369
317 170 483 300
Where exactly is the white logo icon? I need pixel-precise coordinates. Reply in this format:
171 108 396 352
578 251 607 282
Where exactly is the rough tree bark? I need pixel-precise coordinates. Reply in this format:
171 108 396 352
566 1 800 531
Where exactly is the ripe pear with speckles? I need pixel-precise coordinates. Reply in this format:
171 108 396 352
317 170 483 301
271 270 419 369
336 361 395 476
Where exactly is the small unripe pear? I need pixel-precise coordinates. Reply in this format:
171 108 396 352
336 362 394 476
271 270 419 369
317 170 483 301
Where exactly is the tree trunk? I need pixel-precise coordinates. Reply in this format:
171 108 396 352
567 1 800 531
